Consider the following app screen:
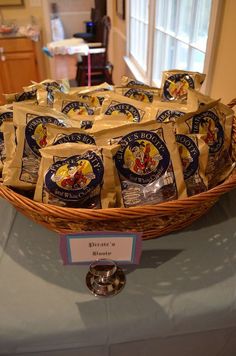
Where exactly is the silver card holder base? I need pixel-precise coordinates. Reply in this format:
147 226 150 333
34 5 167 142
86 259 126 297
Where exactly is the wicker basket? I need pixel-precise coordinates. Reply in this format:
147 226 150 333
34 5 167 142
0 99 236 240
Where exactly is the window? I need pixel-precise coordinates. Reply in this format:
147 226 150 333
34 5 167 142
126 0 220 89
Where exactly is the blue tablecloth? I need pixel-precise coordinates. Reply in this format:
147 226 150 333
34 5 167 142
1 190 236 356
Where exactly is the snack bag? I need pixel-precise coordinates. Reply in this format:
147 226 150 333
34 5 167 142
155 90 198 122
90 114 131 133
176 100 234 187
46 124 96 146
0 105 13 172
34 143 118 208
176 134 209 196
3 103 71 189
101 92 156 122
4 90 37 104
95 121 187 207
69 82 114 95
161 70 206 103
120 76 151 88
53 92 99 116
25 79 70 106
1 120 16 181
115 87 161 104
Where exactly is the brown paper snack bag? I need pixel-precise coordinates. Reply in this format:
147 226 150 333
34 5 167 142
95 121 187 207
34 143 118 208
176 134 209 196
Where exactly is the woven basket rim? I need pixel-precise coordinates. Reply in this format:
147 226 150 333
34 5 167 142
1 167 236 220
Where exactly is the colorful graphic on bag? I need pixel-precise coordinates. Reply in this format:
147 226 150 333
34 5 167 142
15 90 37 102
25 116 65 157
80 94 104 107
43 82 66 104
44 153 104 206
114 130 177 207
176 134 199 179
157 110 185 122
0 112 13 163
54 133 95 145
124 89 153 103
163 74 194 101
127 79 146 87
176 134 207 195
62 101 94 116
105 102 143 122
190 110 224 154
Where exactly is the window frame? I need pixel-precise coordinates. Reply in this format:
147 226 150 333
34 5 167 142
124 0 223 94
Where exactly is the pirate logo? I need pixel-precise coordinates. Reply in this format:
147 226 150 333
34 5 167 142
176 134 199 179
157 110 185 123
124 89 153 103
105 103 141 122
62 101 94 117
191 110 224 153
127 79 146 87
25 116 65 157
15 90 37 102
115 130 170 184
54 132 95 145
163 74 194 101
45 153 104 201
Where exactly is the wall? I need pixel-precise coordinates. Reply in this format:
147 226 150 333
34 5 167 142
48 0 94 38
209 0 236 105
107 0 129 85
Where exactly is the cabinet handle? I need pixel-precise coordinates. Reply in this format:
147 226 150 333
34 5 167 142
0 47 6 61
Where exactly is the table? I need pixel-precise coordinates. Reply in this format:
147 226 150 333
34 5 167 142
46 38 106 86
1 189 236 355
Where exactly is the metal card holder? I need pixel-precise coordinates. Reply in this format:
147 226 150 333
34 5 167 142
86 259 126 297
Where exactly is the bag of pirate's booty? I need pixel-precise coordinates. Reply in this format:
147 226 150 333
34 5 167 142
95 120 187 207
161 70 206 103
120 76 151 88
46 123 96 147
1 120 16 181
26 79 70 106
3 103 72 189
53 92 100 116
101 92 156 122
0 105 13 172
115 86 161 104
34 143 119 208
176 133 209 196
176 100 234 188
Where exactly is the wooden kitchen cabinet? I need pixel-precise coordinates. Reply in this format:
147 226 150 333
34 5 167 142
0 37 39 104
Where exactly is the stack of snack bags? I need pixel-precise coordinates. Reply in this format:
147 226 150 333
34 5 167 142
0 71 234 209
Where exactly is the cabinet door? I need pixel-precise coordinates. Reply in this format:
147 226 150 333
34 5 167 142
0 51 39 94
